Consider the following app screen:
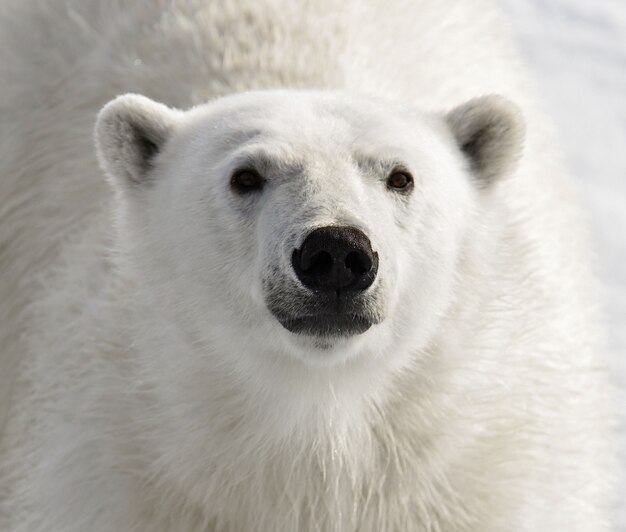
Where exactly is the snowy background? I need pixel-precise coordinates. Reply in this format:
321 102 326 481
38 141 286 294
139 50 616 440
501 0 626 526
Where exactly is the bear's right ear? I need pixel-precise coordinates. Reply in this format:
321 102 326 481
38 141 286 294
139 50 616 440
95 94 178 187
445 95 525 186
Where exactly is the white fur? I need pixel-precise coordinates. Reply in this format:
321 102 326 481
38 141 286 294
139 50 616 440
0 1 616 531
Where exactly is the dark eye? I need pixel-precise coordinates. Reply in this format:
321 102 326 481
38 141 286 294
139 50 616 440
231 169 264 193
386 170 414 192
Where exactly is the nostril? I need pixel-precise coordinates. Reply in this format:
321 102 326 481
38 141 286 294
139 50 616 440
345 251 370 277
302 250 333 276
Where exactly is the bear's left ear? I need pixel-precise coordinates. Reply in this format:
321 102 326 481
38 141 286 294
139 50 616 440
446 95 525 186
95 94 179 188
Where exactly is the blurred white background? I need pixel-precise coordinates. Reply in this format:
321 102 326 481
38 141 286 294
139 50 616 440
502 0 626 526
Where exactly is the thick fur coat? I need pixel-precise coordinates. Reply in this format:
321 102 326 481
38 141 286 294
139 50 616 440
0 0 616 530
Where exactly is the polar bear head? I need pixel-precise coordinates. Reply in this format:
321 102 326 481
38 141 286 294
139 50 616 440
96 91 524 370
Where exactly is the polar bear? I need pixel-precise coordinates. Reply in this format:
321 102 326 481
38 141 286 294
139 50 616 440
0 0 616 531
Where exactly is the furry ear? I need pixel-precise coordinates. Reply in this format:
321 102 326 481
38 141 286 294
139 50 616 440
446 95 525 185
95 94 178 187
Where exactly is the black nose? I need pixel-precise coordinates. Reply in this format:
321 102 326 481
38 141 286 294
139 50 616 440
292 226 378 294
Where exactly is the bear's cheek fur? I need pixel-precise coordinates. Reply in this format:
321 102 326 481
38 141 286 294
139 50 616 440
391 190 475 351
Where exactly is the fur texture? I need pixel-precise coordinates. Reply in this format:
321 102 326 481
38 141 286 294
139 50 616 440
0 0 616 531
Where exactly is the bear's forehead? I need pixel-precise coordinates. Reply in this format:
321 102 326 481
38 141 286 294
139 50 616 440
188 90 421 151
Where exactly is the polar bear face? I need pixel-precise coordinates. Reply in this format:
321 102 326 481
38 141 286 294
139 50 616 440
96 91 523 367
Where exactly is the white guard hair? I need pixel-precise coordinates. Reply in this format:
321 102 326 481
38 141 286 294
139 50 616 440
0 1 616 531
